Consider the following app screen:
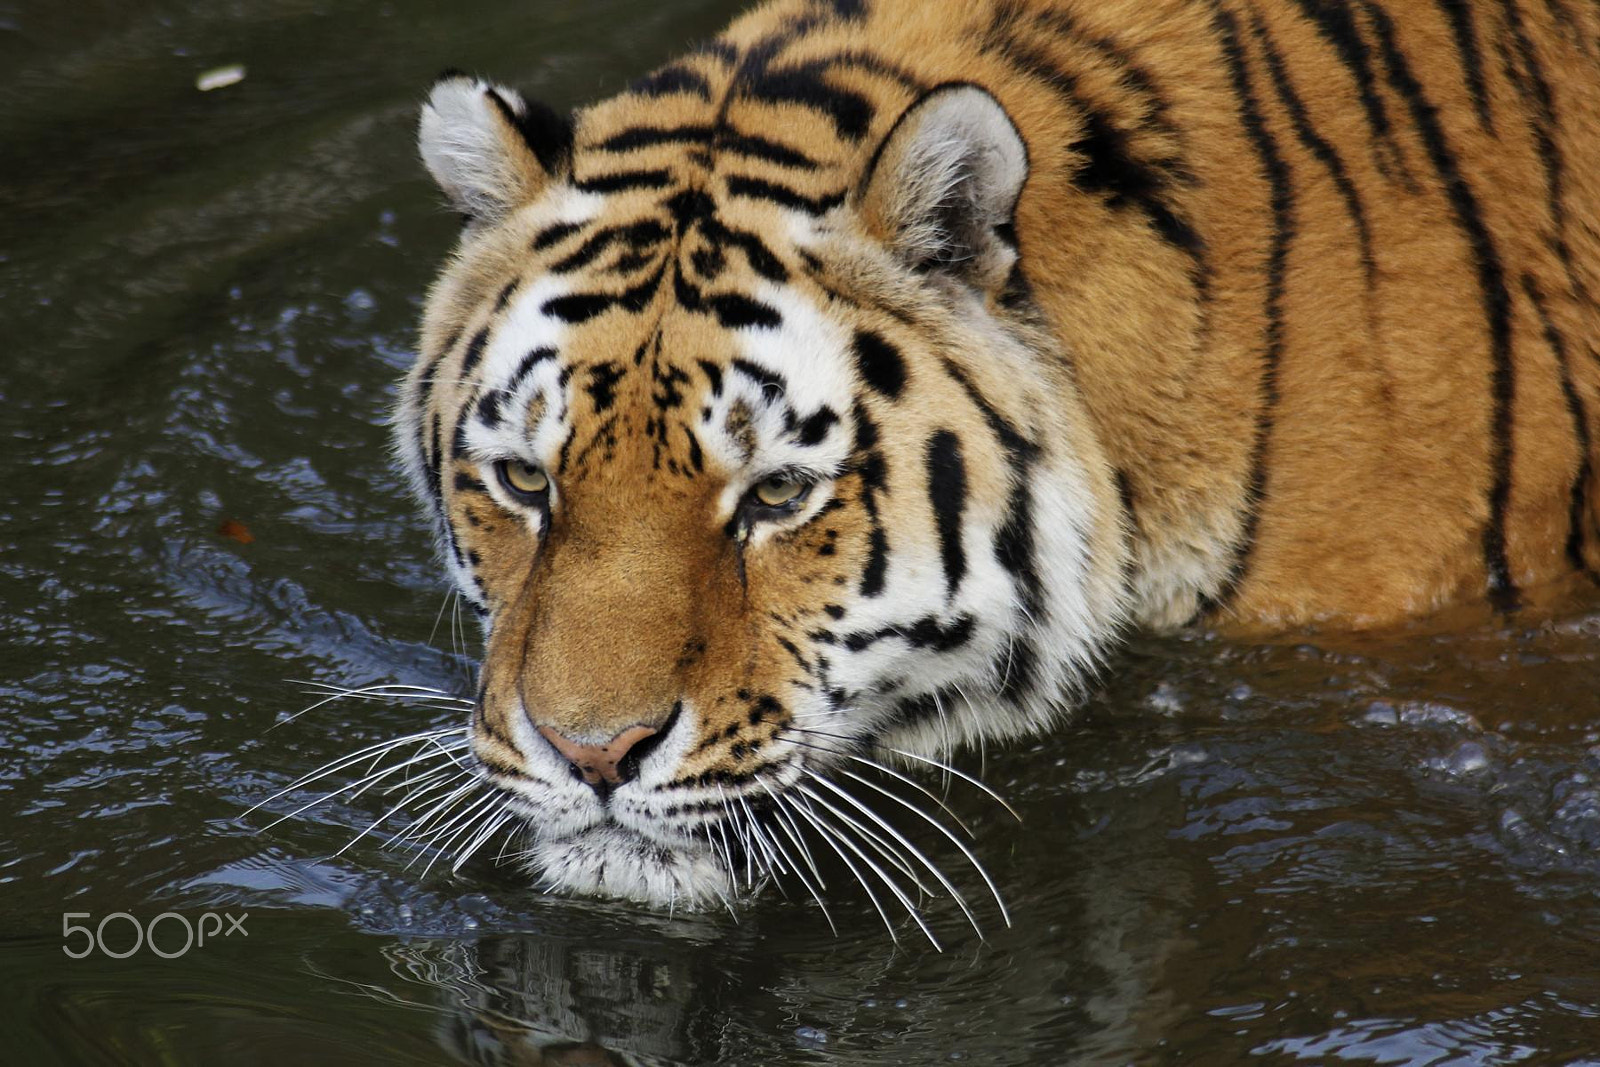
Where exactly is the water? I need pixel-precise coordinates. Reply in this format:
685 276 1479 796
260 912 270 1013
3 1 1599 1062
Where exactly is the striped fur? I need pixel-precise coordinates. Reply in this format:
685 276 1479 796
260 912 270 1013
399 0 1600 908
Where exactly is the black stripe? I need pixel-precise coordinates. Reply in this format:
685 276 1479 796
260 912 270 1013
1068 106 1207 262
1359 0 1518 607
890 686 962 730
1251 12 1377 295
1540 0 1581 39
700 216 790 281
474 389 507 428
630 64 713 100
1201 6 1294 616
485 90 573 177
474 698 525 756
573 169 674 194
585 361 626 413
532 221 584 251
794 406 839 446
939 358 1044 615
981 21 1207 286
725 175 845 215
664 188 717 232
1017 2 1178 134
608 249 659 276
843 614 974 653
1522 273 1596 577
427 414 444 505
550 220 670 274
557 426 577 475
690 244 724 282
853 402 891 597
596 124 715 153
453 471 487 495
717 131 819 169
505 346 557 397
996 635 1037 704
1503 0 1593 313
853 330 907 398
414 326 458 417
459 326 491 378
1434 0 1495 132
995 459 1041 618
708 293 782 329
540 264 666 323
696 38 741 65
684 426 705 473
1286 0 1415 187
742 62 876 140
926 430 968 597
568 414 621 474
731 358 786 395
696 359 724 395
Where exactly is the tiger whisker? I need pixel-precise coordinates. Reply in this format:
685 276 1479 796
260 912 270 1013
721 786 765 887
252 731 467 826
699 825 740 915
757 775 827 888
426 590 453 651
451 808 514 874
794 779 933 895
493 822 524 867
272 682 470 730
416 792 499 875
791 789 937 950
451 590 466 661
388 779 480 851
758 783 838 934
784 792 904 947
290 681 471 704
714 787 747 887
410 785 496 854
793 726 1020 821
334 766 466 857
736 792 787 879
711 805 742 888
836 767 1012 928
778 731 976 837
805 771 985 939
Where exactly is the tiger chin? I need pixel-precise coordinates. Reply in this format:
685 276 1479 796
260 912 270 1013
396 0 1600 911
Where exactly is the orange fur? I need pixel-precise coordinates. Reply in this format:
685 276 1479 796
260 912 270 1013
399 0 1600 904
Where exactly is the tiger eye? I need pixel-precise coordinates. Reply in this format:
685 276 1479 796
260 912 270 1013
753 475 806 508
497 458 549 498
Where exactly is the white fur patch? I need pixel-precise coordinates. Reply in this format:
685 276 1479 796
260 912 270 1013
419 76 533 220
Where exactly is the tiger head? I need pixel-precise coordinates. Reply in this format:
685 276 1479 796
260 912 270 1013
396 68 1127 909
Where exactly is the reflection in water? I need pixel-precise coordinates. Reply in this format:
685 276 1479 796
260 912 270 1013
394 936 707 1066
335 800 1202 1067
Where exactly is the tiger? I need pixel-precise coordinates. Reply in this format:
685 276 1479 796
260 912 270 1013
396 0 1600 912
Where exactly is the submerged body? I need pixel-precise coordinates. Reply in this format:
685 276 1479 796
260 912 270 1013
398 0 1600 907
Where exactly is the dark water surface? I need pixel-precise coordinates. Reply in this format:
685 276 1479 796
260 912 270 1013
4 2 1600 1063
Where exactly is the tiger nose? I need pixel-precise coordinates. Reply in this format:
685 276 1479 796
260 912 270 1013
536 724 661 787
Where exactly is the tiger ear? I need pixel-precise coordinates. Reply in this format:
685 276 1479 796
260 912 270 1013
418 71 574 222
856 84 1028 293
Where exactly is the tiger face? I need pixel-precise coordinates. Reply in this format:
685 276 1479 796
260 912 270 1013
398 70 1127 908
